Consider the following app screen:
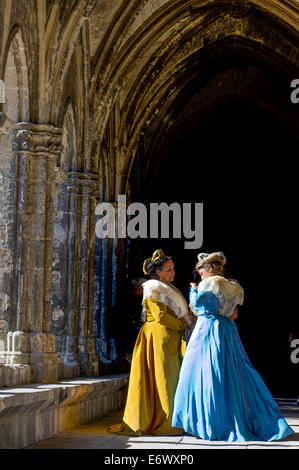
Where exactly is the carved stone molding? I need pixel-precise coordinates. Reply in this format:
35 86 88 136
12 123 62 156
67 171 102 195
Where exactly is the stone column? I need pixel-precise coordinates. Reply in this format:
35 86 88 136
50 168 80 380
0 112 18 385
111 201 128 354
94 199 129 371
94 234 116 367
64 172 100 377
6 123 63 384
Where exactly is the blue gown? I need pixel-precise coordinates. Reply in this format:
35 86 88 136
172 277 294 442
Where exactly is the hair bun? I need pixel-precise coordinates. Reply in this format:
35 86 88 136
143 258 152 275
143 249 166 274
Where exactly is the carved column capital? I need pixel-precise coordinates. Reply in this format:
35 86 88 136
12 123 62 156
67 171 101 195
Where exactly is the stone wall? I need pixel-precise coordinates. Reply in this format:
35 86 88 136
0 1 104 385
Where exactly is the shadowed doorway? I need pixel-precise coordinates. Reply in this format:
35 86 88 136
127 96 299 397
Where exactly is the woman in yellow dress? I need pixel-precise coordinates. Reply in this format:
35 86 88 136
108 249 193 435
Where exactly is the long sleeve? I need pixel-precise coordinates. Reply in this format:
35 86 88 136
144 297 187 331
189 286 211 309
189 285 223 316
189 286 198 308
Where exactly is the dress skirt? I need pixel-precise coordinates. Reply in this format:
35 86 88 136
172 313 294 441
108 304 185 436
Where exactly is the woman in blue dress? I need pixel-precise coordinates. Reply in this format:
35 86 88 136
172 252 294 442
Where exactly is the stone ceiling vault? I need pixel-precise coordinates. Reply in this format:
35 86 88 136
87 1 299 196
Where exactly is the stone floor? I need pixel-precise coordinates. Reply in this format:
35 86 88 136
24 398 299 450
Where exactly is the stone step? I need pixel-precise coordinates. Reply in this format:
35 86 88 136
0 374 129 449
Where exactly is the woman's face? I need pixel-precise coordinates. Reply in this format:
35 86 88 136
157 260 175 284
198 266 213 280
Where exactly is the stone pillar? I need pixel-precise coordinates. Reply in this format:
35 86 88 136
94 199 129 371
4 123 63 384
50 167 80 380
0 112 18 385
111 201 128 352
94 234 116 366
62 172 100 378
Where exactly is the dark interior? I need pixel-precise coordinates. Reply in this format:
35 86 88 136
128 91 299 396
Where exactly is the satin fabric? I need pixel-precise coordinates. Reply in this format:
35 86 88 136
107 297 186 435
172 287 294 441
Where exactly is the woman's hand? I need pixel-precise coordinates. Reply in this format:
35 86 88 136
229 314 238 322
189 282 197 289
187 308 196 323
229 306 238 322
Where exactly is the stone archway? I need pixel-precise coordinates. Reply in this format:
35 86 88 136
3 28 29 122
91 1 299 378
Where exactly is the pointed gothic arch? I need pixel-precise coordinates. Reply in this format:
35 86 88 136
3 27 29 122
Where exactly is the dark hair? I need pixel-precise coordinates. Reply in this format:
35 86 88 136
147 256 172 279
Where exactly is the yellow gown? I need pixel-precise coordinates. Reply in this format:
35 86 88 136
108 297 187 435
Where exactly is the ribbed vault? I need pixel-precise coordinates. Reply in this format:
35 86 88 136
89 0 299 197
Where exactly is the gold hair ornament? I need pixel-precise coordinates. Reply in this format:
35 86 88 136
142 249 165 275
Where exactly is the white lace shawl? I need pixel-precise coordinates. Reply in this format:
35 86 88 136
191 275 244 318
141 280 192 324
